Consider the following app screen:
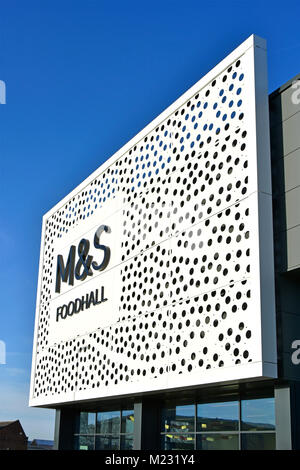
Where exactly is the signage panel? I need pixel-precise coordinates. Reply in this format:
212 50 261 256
30 35 277 407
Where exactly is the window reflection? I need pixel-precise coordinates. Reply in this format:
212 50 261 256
74 408 134 451
241 398 275 431
197 401 239 431
197 434 239 450
161 434 195 450
78 412 96 434
74 435 95 450
74 396 277 451
120 436 134 450
121 409 134 434
161 404 195 433
95 436 119 450
160 396 275 451
96 410 120 434
241 433 276 450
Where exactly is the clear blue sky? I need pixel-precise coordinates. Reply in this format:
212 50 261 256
1 0 300 441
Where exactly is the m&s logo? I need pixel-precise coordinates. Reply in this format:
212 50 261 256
55 225 111 293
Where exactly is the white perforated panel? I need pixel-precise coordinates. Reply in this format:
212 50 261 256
29 35 277 407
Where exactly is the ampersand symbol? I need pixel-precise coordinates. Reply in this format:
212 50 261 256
291 80 300 105
75 239 93 281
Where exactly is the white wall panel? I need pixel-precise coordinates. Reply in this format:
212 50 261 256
29 35 277 407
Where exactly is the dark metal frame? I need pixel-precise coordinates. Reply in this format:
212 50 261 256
159 396 276 450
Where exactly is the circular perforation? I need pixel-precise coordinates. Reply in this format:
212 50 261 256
33 53 261 400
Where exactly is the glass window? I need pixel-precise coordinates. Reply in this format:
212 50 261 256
121 409 134 434
161 434 195 450
160 395 276 451
74 435 95 450
78 412 96 434
95 436 120 450
241 433 276 450
197 401 239 431
74 407 134 451
120 435 134 450
161 404 195 433
96 410 120 434
241 398 275 431
197 434 239 450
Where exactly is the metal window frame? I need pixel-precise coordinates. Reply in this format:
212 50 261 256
73 408 135 450
160 395 276 450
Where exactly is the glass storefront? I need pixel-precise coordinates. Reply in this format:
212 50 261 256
197 434 239 450
197 401 239 432
74 408 134 450
161 397 276 450
161 433 195 451
161 404 195 434
73 395 276 450
241 398 275 431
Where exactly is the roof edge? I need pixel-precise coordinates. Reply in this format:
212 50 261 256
269 72 300 99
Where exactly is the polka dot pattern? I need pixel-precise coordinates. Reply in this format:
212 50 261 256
32 53 264 400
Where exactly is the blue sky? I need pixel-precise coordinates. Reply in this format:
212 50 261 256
1 0 300 441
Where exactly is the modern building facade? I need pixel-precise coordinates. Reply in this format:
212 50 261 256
29 35 300 450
